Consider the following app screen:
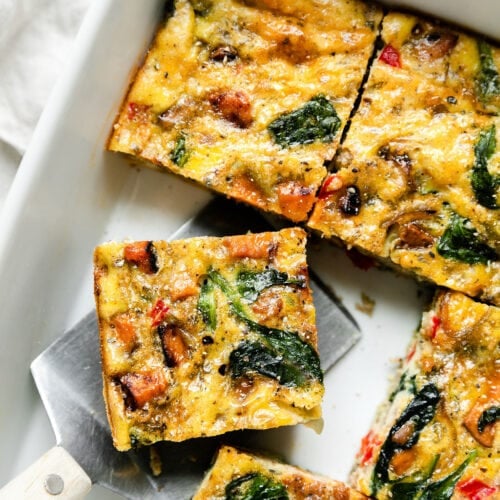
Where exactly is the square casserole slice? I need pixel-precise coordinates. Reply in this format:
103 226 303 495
108 0 383 222
308 12 500 305
350 290 499 499
94 228 323 451
193 445 367 499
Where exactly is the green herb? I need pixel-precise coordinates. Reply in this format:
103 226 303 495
236 269 305 303
436 213 498 264
478 405 500 433
170 133 189 167
197 278 217 330
390 452 476 500
201 268 322 387
225 472 288 500
389 371 417 403
268 95 341 147
471 125 499 209
476 40 500 104
372 384 440 494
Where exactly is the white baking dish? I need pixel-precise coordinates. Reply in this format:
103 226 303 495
0 1 497 498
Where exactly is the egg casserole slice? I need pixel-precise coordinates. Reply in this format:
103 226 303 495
108 0 382 222
193 445 367 499
308 12 499 304
94 228 323 451
350 290 499 499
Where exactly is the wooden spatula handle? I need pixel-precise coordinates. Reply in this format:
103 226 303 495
0 446 91 499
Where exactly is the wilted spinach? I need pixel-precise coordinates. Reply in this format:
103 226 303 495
476 39 500 104
389 371 417 403
199 268 322 387
267 95 341 147
236 268 305 303
390 452 476 500
471 125 499 209
197 278 217 330
372 384 440 494
436 213 498 264
229 318 323 387
225 472 288 500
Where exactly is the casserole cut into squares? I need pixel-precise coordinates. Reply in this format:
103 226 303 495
94 228 323 451
108 0 383 222
308 12 500 304
350 290 500 499
193 445 367 499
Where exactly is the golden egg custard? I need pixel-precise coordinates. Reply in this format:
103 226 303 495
108 0 383 222
308 12 500 305
350 290 499 499
194 445 367 499
93 228 323 451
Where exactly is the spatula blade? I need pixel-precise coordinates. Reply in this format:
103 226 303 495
30 312 159 497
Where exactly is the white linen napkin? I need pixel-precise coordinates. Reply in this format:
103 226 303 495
0 0 90 208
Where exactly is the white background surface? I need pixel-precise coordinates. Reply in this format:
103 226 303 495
0 1 497 498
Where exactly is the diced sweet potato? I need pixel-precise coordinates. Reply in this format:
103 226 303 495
120 369 167 408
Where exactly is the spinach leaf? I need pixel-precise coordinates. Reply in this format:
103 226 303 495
225 472 289 500
206 268 248 318
229 318 323 387
236 269 305 303
170 133 189 167
372 384 440 494
229 341 308 387
421 453 475 500
197 278 217 330
203 269 322 387
476 40 500 104
268 95 341 147
389 371 417 403
436 213 498 264
478 405 500 433
390 452 476 500
471 125 499 209
390 455 439 498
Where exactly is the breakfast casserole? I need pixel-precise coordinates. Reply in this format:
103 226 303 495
193 445 367 499
93 228 323 451
350 289 499 499
108 0 383 222
308 12 500 305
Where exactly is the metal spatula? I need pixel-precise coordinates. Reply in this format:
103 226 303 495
0 197 360 499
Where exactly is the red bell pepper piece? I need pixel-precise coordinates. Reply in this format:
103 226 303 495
357 430 381 466
379 44 402 68
150 299 170 327
405 342 417 362
430 315 441 340
318 174 343 199
457 478 497 500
